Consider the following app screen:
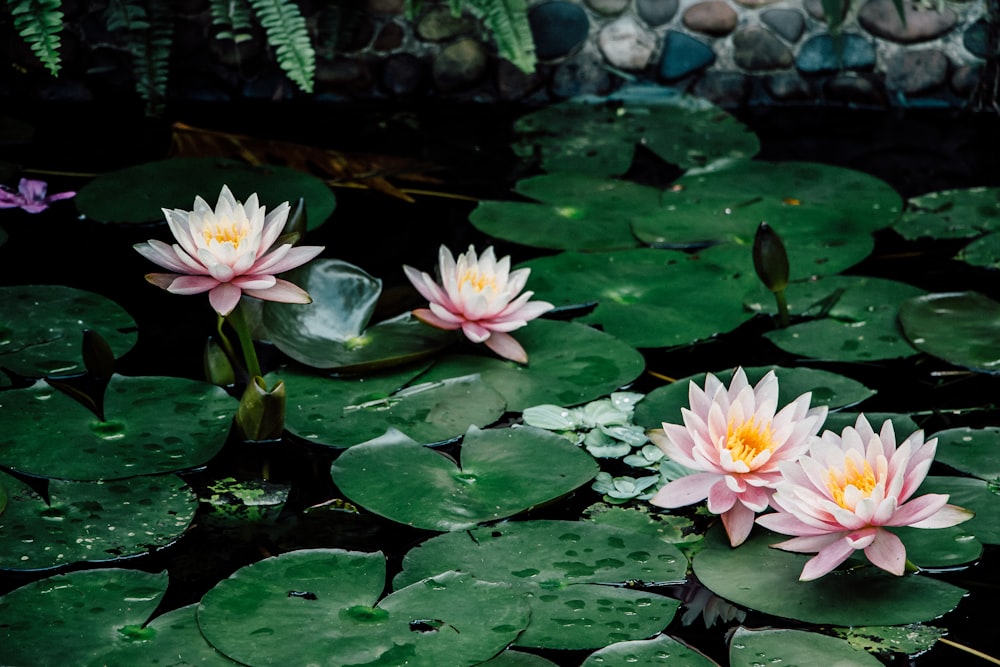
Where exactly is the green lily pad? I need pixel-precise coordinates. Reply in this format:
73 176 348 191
729 627 882 667
521 249 753 349
278 365 506 447
0 471 197 571
821 412 918 438
199 477 290 528
511 90 759 177
631 161 899 279
90 604 240 666
75 157 336 228
633 365 876 430
417 319 646 411
582 634 718 666
957 230 1000 269
757 276 924 362
331 425 599 531
917 476 1000 545
898 291 1000 373
0 568 168 666
395 520 687 650
692 526 966 626
481 650 560 666
0 284 137 378
891 525 982 569
196 549 529 667
834 624 945 657
894 186 1000 240
0 375 235 480
931 426 1000 480
262 259 453 372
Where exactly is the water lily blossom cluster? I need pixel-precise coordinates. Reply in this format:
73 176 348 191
403 244 553 363
134 185 324 317
756 415 973 581
0 178 75 213
649 368 827 547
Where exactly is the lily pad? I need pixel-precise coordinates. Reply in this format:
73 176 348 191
0 284 137 378
262 259 453 372
0 471 197 571
633 365 876 431
511 90 759 177
278 365 506 447
75 157 336 228
481 651 560 666
891 525 982 569
821 412 918 438
331 426 599 531
417 319 646 411
931 426 1000 480
729 627 882 667
692 526 967 626
898 291 1000 373
917 476 1000 545
894 186 1000 240
0 568 168 666
834 624 945 657
957 230 1000 270
395 520 687 650
196 548 529 667
0 375 235 480
521 249 753 349
582 634 719 666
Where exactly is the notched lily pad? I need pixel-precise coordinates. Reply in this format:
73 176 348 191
898 291 1000 373
894 186 1000 240
331 425 599 531
730 627 882 667
957 230 1000 270
582 633 719 666
931 426 1000 480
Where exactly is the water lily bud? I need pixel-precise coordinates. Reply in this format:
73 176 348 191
236 376 286 442
752 222 789 293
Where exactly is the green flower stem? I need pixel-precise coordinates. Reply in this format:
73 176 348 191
774 288 790 328
215 314 240 370
226 301 263 381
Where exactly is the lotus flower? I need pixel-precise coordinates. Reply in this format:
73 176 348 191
0 178 75 213
403 244 553 363
134 185 324 317
756 415 973 581
649 368 827 547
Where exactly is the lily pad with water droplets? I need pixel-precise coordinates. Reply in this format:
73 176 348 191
931 426 1000 480
0 471 197 571
917 476 1000 545
0 568 168 666
395 520 686 650
893 186 1000 240
331 426 599 531
834 624 946 657
692 526 966 626
75 157 336 228
0 284 137 378
581 633 719 666
196 549 529 667
0 375 235 480
278 364 506 447
898 291 1000 373
729 627 882 667
481 650 560 666
416 319 646 412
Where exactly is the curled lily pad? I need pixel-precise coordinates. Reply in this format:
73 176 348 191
395 520 687 650
582 634 719 666
331 426 599 531
75 157 336 228
0 375 235 480
196 549 529 667
262 259 453 372
931 426 1000 480
0 285 137 378
729 627 882 667
898 291 1000 373
0 471 197 571
894 186 1000 240
278 365 506 447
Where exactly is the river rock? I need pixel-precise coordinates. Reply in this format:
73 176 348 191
796 33 876 73
733 27 794 70
432 38 487 91
886 49 948 94
417 5 476 41
530 1 590 60
658 30 716 81
373 21 405 51
380 52 426 95
963 19 990 58
637 0 679 26
692 71 751 106
764 72 814 100
366 0 405 15
824 72 888 106
683 1 739 36
496 59 545 100
599 16 657 70
950 64 981 97
761 8 806 42
586 0 631 15
551 52 615 98
804 0 846 21
857 0 957 44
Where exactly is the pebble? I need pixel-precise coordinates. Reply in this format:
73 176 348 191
585 0 631 15
432 38 487 92
857 0 957 44
886 49 949 94
824 72 888 106
692 70 751 106
598 16 657 70
417 5 476 42
529 1 591 61
373 21 405 51
764 72 814 100
366 0 405 15
963 19 990 58
761 8 806 43
380 53 426 96
658 30 716 81
733 26 794 70
550 52 615 98
495 59 546 100
683 1 739 36
950 64 981 97
797 33 877 73
636 0 679 26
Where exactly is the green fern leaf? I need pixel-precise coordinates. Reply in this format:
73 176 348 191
465 0 535 73
105 0 171 116
248 0 315 94
210 0 254 43
7 0 64 76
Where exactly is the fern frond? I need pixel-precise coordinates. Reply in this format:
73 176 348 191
105 0 171 116
210 0 254 43
8 0 64 76
465 0 535 73
248 0 315 94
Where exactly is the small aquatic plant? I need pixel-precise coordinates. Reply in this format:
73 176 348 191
0 178 74 213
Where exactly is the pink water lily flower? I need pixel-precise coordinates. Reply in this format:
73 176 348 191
134 185 324 317
0 178 75 213
403 244 553 363
649 368 827 547
756 415 973 581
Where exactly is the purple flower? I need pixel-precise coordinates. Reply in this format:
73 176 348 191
0 178 76 214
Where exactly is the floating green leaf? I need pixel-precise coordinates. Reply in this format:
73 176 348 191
931 426 1000 480
693 526 966 626
332 426 598 531
199 477 290 528
0 285 137 378
582 633 719 666
0 375 235 480
197 549 529 667
894 186 1000 240
957 230 1000 270
729 627 882 667
0 472 197 571
892 525 982 569
899 291 1000 373
417 319 646 411
917 476 1000 545
75 157 336 227
395 520 686 650
0 568 168 666
822 412 918 438
481 650 560 667
834 624 945 657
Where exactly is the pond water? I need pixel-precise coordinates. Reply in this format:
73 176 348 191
1 98 1000 667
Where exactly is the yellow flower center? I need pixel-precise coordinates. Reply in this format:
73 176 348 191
827 458 877 509
726 417 774 466
458 268 496 293
204 216 248 248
